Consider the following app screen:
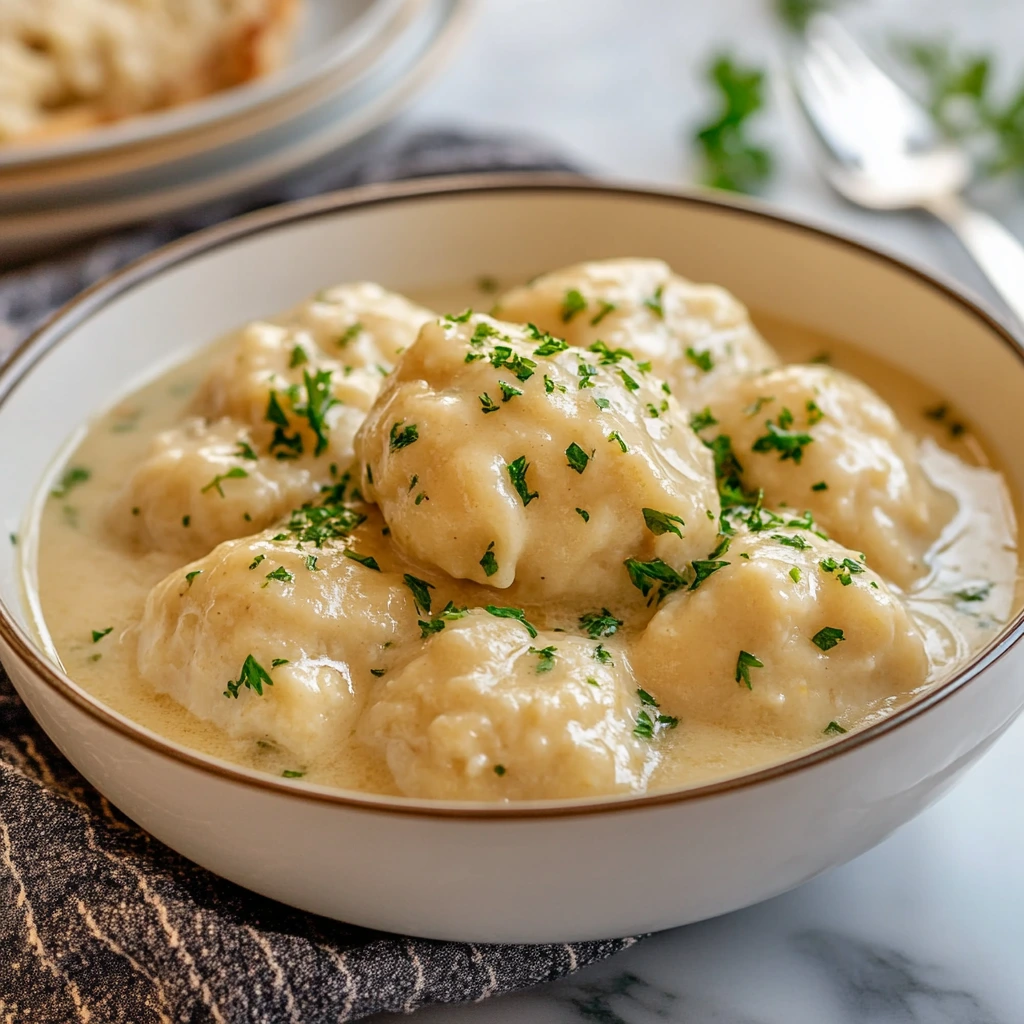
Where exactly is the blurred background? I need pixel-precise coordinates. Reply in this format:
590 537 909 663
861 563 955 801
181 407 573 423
3 0 1024 318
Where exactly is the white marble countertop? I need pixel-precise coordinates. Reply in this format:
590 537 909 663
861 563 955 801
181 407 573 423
368 1 1024 1020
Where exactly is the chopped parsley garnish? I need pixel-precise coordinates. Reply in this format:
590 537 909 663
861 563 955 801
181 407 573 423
265 565 294 584
544 374 567 394
594 396 611 410
474 390 497 413
292 369 337 457
643 285 665 318
52 466 91 498
735 650 763 689
370 669 385 678
823 720 848 736
744 396 774 417
445 308 474 323
389 421 419 451
479 542 499 577
289 345 308 368
752 408 813 463
594 643 613 665
637 687 660 707
811 626 846 651
493 764 507 776
414 492 428 505
485 605 538 638
624 557 687 601
507 456 538 506
642 507 685 538
806 399 824 424
185 570 202 586
577 361 599 388
789 566 801 583
591 300 616 325
182 516 191 527
634 711 656 739
235 440 258 461
533 334 569 357
224 654 274 699
579 609 623 639
403 573 435 613
345 550 380 571
690 558 729 590
305 554 319 571
607 430 628 453
954 582 992 603
811 480 828 492
820 556 864 586
271 658 290 667
576 507 590 522
470 322 499 346
619 369 640 392
693 54 773 193
91 627 113 643
561 288 588 322
589 340 635 365
529 645 557 672
499 381 523 402
249 554 266 569
266 391 303 459
282 770 306 778
416 601 468 638
200 466 249 496
490 346 537 382
565 442 590 474
338 322 364 347
280 500 365 547
685 347 714 373
690 408 718 431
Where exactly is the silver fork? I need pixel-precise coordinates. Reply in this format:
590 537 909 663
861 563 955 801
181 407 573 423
792 13 1024 325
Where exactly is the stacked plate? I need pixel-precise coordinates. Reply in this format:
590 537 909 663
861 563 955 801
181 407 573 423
0 0 472 264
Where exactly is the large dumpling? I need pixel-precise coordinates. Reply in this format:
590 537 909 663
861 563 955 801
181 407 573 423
136 524 422 761
109 417 320 558
632 524 929 740
354 313 720 607
494 259 779 399
698 364 954 588
358 611 664 800
194 283 436 468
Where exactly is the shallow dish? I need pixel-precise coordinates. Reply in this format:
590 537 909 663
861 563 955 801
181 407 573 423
2 178 1023 943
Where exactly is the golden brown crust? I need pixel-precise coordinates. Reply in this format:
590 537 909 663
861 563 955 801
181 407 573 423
1 0 301 146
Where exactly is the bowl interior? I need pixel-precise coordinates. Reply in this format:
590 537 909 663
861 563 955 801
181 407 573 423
2 180 1023 792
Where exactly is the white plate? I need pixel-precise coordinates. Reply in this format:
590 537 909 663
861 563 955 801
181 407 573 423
0 0 473 264
0 0 408 170
1 178 1023 942
0 0 424 199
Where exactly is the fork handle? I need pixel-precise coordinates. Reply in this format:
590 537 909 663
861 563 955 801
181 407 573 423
925 193 1024 327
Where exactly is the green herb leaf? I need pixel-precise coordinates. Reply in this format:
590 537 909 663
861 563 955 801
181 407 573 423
485 605 538 638
403 573 436 613
224 654 274 699
344 550 380 571
811 626 846 651
389 421 419 451
507 456 538 505
201 466 249 496
637 687 660 707
271 658 290 667
576 507 590 522
607 430 628 453
533 333 569 357
579 609 623 639
52 466 91 498
264 565 294 584
823 720 848 736
499 380 523 402
642 508 685 538
561 289 588 322
590 300 616 325
619 369 640 392
338 321 364 347
528 645 557 672
565 442 590 474
624 557 687 601
789 566 801 583
235 440 258 461
752 408 814 463
479 542 499 578
954 582 992 603
185 570 202 586
643 285 665 319
289 345 309 368
685 347 714 373
494 764 507 776
91 627 113 643
282 769 306 778
735 650 763 689
479 392 500 414
690 407 718 431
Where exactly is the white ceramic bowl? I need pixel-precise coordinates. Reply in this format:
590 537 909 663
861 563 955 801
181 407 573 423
2 178 1023 943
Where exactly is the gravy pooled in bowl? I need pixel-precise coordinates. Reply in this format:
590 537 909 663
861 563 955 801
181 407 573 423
32 260 1020 800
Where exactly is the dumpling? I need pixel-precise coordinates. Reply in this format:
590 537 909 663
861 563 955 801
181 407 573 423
698 364 954 588
632 524 929 740
358 611 661 800
136 525 421 761
194 283 436 468
495 259 779 398
109 417 320 558
354 313 720 607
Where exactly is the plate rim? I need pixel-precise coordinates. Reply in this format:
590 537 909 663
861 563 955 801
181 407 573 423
2 173 1023 820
